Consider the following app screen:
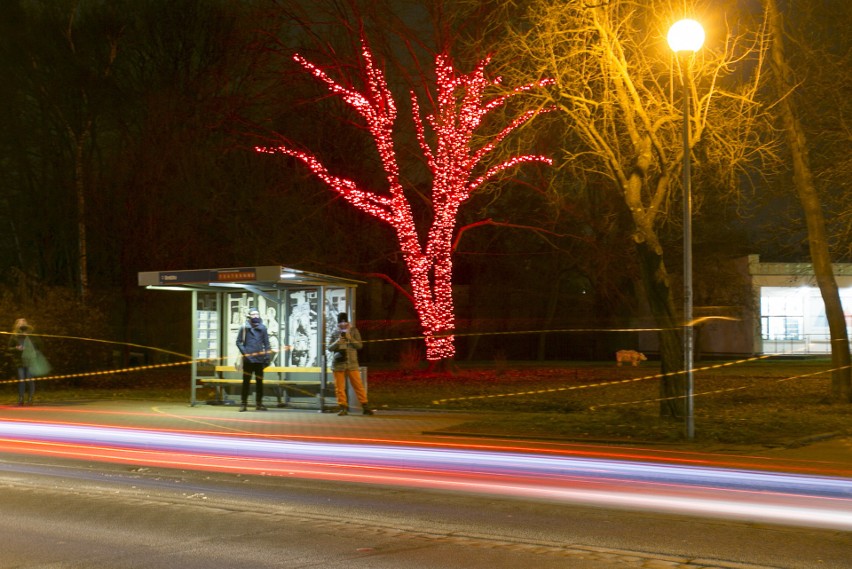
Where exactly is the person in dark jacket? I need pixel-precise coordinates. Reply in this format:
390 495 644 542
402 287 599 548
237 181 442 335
327 312 372 416
236 308 271 412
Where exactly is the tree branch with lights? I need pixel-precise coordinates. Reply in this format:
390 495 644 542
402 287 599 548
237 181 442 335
258 40 553 361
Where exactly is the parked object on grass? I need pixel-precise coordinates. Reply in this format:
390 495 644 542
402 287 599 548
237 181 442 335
616 350 647 367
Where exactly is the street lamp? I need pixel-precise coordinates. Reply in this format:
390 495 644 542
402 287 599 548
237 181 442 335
668 19 704 441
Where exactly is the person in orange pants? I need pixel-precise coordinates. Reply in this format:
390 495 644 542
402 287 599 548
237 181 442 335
328 313 373 416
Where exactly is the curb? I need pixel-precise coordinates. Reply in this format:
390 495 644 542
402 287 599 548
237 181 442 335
783 430 848 448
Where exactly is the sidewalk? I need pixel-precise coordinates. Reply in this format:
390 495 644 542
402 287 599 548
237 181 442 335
1 399 487 443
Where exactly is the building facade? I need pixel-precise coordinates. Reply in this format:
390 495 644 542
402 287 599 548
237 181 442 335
749 255 852 355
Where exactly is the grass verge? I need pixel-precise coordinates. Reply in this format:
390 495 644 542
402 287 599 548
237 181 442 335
6 359 851 447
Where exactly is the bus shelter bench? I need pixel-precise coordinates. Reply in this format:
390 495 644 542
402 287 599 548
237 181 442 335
200 366 325 405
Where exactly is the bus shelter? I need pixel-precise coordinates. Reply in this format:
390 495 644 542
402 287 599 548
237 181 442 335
138 266 365 409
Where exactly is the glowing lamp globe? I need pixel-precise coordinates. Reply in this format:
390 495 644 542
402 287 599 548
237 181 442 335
667 19 705 53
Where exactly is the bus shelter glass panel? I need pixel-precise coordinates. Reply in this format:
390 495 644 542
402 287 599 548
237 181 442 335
323 287 350 334
285 289 319 368
194 292 219 375
225 291 283 368
189 286 359 407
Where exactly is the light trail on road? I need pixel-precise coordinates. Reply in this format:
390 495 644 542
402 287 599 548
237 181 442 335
0 419 850 531
6 405 850 477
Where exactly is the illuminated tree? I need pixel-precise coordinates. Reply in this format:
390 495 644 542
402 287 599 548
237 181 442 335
258 40 553 360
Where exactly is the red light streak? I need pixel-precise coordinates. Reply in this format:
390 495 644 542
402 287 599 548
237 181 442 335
4 406 848 479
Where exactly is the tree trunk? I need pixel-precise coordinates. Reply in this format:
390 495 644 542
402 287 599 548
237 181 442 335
75 135 88 302
767 0 852 402
69 120 92 303
537 269 563 361
406 245 456 361
635 241 685 418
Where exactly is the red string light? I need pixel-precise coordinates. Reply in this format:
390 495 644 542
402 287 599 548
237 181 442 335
257 41 553 360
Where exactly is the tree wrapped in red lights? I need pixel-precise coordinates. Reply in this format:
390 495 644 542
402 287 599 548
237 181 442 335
258 41 552 361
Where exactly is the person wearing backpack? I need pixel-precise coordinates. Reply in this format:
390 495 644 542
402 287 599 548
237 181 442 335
236 308 272 412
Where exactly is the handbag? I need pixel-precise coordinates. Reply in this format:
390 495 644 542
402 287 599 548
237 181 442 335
30 350 52 377
235 325 246 371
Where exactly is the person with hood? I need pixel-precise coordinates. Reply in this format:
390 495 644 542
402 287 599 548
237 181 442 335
327 312 373 416
7 318 49 406
236 308 271 412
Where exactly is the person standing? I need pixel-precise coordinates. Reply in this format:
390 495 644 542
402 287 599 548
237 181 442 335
328 313 372 416
7 318 48 406
236 308 271 412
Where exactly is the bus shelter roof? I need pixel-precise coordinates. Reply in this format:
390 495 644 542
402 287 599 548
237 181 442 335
138 266 363 292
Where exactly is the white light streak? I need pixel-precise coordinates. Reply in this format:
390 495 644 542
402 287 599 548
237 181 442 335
0 421 849 530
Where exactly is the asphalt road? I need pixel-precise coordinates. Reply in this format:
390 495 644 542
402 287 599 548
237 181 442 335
0 401 850 568
1 447 850 569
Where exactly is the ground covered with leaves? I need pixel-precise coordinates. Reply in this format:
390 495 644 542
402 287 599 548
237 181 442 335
368 359 852 446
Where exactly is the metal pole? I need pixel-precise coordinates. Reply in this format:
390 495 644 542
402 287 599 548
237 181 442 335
682 74 695 441
319 285 327 412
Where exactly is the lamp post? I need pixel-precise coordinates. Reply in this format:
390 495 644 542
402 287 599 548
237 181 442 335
668 19 704 441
